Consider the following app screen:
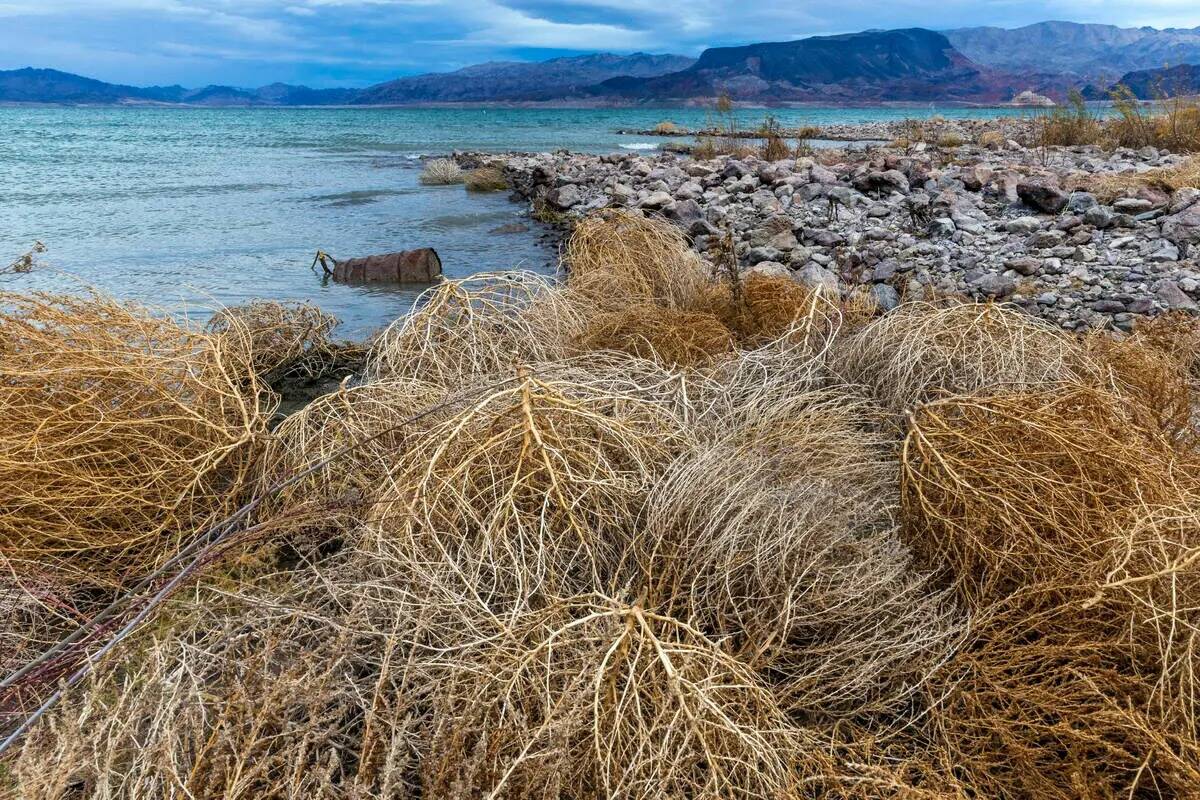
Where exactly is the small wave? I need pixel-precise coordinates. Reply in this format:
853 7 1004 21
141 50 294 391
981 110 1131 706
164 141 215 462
619 142 659 151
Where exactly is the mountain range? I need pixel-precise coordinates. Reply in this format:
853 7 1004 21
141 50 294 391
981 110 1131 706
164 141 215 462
944 21 1200 84
3 21 1199 107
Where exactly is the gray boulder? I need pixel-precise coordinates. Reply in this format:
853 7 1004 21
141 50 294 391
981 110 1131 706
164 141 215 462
1017 178 1068 214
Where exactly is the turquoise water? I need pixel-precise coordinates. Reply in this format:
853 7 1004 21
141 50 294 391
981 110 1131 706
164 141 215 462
0 106 1040 335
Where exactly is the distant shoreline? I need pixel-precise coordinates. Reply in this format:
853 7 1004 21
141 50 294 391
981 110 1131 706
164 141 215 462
0 100 1059 111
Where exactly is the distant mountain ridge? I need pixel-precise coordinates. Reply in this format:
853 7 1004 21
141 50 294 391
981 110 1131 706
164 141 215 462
0 53 694 107
354 53 695 104
1101 64 1200 99
592 29 1014 102
6 21 1200 107
945 21 1200 83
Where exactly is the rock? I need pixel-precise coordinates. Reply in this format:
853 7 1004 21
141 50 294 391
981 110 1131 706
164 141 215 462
662 198 702 227
1148 241 1180 262
1082 205 1114 229
1011 89 1055 107
1028 230 1066 249
810 164 838 185
1089 299 1126 313
675 181 704 201
929 217 956 238
747 246 783 264
872 259 900 281
1017 178 1068 214
332 248 442 284
970 272 1015 298
853 169 909 195
795 262 839 294
1067 192 1099 213
1162 204 1200 249
871 283 901 311
1006 216 1043 234
1113 197 1155 214
545 183 582 209
766 229 799 251
639 190 673 209
1155 280 1199 311
743 261 794 280
1007 257 1041 276
1169 188 1200 214
608 183 636 205
960 165 994 192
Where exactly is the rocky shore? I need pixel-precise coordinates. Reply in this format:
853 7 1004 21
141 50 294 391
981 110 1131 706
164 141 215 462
465 127 1200 332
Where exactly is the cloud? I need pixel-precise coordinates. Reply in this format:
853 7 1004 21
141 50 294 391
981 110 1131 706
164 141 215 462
0 0 1196 87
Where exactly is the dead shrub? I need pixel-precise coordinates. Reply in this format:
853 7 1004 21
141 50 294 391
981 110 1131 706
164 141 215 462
464 166 508 192
259 377 445 515
976 130 1005 149
1110 86 1200 153
365 364 691 614
697 273 872 350
1083 158 1200 203
1132 310 1200 378
419 158 463 185
564 209 708 309
632 389 961 722
13 582 430 800
422 594 806 799
761 134 790 161
1084 333 1196 442
901 386 1185 606
366 271 579 387
835 301 1087 419
0 292 270 587
574 303 734 366
1036 89 1102 147
206 300 349 385
929 589 1200 800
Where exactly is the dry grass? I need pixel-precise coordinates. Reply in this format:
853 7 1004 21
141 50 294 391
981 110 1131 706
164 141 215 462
366 271 580 388
423 594 806 800
653 120 680 134
1109 87 1200 153
0 291 270 587
258 376 445 516
976 130 1005 149
205 300 348 385
901 386 1185 606
564 209 708 310
574 304 734 366
364 363 692 615
464 166 508 193
1081 157 1200 203
835 301 1088 419
632 387 960 722
7 204 1200 798
419 158 463 185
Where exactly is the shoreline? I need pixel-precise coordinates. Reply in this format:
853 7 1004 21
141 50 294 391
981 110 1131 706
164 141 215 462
457 117 1199 333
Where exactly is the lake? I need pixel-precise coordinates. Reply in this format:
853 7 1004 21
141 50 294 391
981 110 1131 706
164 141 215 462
0 105 1042 335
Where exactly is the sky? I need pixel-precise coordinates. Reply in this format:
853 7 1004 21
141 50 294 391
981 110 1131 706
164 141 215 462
0 0 1198 88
